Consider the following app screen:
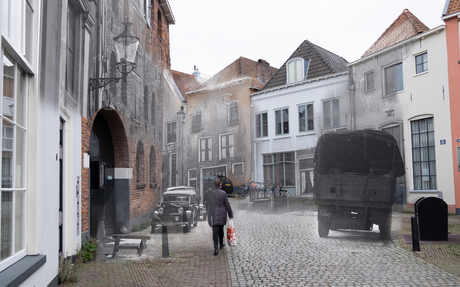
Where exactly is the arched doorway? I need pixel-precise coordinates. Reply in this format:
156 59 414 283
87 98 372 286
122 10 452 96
89 110 130 238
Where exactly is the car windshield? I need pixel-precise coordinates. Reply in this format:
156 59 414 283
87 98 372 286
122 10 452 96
163 195 189 202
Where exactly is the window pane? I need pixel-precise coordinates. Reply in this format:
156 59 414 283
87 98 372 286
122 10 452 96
411 117 436 190
3 55 15 122
262 113 268 137
256 114 261 137
307 104 314 131
14 190 24 252
283 109 289 134
1 191 13 259
275 110 281 135
299 105 306 132
2 120 13 188
16 70 26 128
332 99 340 127
323 101 331 128
15 128 25 188
287 61 295 84
385 63 403 95
295 60 303 82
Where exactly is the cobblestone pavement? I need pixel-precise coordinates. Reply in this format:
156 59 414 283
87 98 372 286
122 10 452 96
63 197 460 286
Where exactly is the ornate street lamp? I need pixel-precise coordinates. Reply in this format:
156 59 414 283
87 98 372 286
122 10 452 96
90 21 140 90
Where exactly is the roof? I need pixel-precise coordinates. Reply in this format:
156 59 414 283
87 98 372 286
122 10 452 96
190 57 277 94
361 9 429 58
171 70 200 98
443 0 460 16
160 0 175 24
163 186 197 195
263 40 349 90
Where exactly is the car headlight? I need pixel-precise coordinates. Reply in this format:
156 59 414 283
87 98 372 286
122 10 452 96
158 207 164 214
178 207 184 214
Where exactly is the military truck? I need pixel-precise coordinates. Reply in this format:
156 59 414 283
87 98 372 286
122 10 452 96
313 130 405 239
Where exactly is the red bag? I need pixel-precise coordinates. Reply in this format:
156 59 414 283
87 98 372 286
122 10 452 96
227 219 237 246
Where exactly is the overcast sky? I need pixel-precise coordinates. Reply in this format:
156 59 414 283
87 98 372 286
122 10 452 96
168 0 446 77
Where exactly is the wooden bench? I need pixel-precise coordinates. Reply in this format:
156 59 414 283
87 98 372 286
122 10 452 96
112 234 151 258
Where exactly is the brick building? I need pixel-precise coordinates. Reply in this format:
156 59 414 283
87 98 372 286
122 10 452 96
81 0 176 240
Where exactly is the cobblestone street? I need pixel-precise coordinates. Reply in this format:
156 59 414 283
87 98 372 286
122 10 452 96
65 197 460 286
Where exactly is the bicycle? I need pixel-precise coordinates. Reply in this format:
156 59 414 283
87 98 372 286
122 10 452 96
235 185 249 199
272 183 289 198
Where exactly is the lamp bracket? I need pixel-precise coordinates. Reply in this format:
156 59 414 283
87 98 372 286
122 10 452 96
89 77 122 90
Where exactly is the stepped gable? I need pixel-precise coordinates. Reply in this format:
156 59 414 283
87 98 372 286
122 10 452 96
194 57 277 92
263 40 349 90
362 9 429 58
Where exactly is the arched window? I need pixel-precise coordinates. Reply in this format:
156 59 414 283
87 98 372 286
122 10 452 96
286 58 309 84
136 141 145 188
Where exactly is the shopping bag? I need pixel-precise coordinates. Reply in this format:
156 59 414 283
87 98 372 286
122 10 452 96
227 219 237 246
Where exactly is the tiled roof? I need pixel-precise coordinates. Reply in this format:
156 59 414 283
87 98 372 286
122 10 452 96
445 0 460 15
171 70 200 97
362 9 429 57
193 57 277 92
263 40 349 90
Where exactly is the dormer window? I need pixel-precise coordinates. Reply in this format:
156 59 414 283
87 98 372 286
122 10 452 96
287 58 310 84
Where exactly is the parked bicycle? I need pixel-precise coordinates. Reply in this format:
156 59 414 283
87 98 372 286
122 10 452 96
272 182 289 198
235 184 250 199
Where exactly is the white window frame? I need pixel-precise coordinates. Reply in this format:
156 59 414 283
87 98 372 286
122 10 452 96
232 162 244 174
298 103 314 133
364 71 375 92
286 58 309 84
219 133 234 160
411 117 437 190
255 112 268 138
166 121 176 144
384 62 404 96
228 100 238 126
199 137 212 162
322 98 340 129
0 52 28 272
414 52 428 75
275 108 289 135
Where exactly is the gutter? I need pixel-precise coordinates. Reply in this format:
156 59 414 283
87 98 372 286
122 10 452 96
186 77 253 96
250 71 350 97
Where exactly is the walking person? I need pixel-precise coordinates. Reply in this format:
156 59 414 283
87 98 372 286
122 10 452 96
205 177 233 256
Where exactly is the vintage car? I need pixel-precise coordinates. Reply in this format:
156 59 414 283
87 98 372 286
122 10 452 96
152 186 203 233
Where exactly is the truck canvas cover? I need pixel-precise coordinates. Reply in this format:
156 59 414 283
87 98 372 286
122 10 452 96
314 130 405 177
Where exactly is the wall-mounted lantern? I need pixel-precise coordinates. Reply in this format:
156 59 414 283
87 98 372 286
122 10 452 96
89 21 140 90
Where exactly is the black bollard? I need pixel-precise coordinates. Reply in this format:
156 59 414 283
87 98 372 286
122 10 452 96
162 225 169 258
411 216 420 252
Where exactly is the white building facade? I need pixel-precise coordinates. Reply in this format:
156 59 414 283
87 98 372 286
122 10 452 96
349 23 454 211
251 40 351 196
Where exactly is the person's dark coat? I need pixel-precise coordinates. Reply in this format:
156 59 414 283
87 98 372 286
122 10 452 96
206 188 233 226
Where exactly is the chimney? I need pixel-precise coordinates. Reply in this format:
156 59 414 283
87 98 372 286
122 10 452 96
192 65 201 81
257 59 270 84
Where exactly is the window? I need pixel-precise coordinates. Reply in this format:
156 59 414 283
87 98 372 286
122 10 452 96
151 92 155 124
275 108 289 135
415 52 428 74
192 110 201 133
233 163 244 174
166 122 176 144
136 142 144 185
263 153 295 186
200 137 212 162
323 99 340 129
255 112 268 138
411 117 436 190
364 71 375 92
299 158 314 194
220 133 234 160
1 54 28 269
149 146 156 184
384 63 403 96
287 58 309 84
298 104 313 132
188 169 197 189
458 147 460 172
144 86 148 121
66 2 77 98
170 154 176 186
228 101 239 126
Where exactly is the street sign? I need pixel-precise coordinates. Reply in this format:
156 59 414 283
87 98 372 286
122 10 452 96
440 139 446 145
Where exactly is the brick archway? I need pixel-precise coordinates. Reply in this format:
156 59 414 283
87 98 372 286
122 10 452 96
99 109 129 168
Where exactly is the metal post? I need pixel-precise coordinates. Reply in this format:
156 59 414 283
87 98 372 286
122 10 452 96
162 225 169 257
270 191 275 211
411 216 420 252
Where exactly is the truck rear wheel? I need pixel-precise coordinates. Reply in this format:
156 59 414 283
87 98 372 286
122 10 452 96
318 219 330 238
